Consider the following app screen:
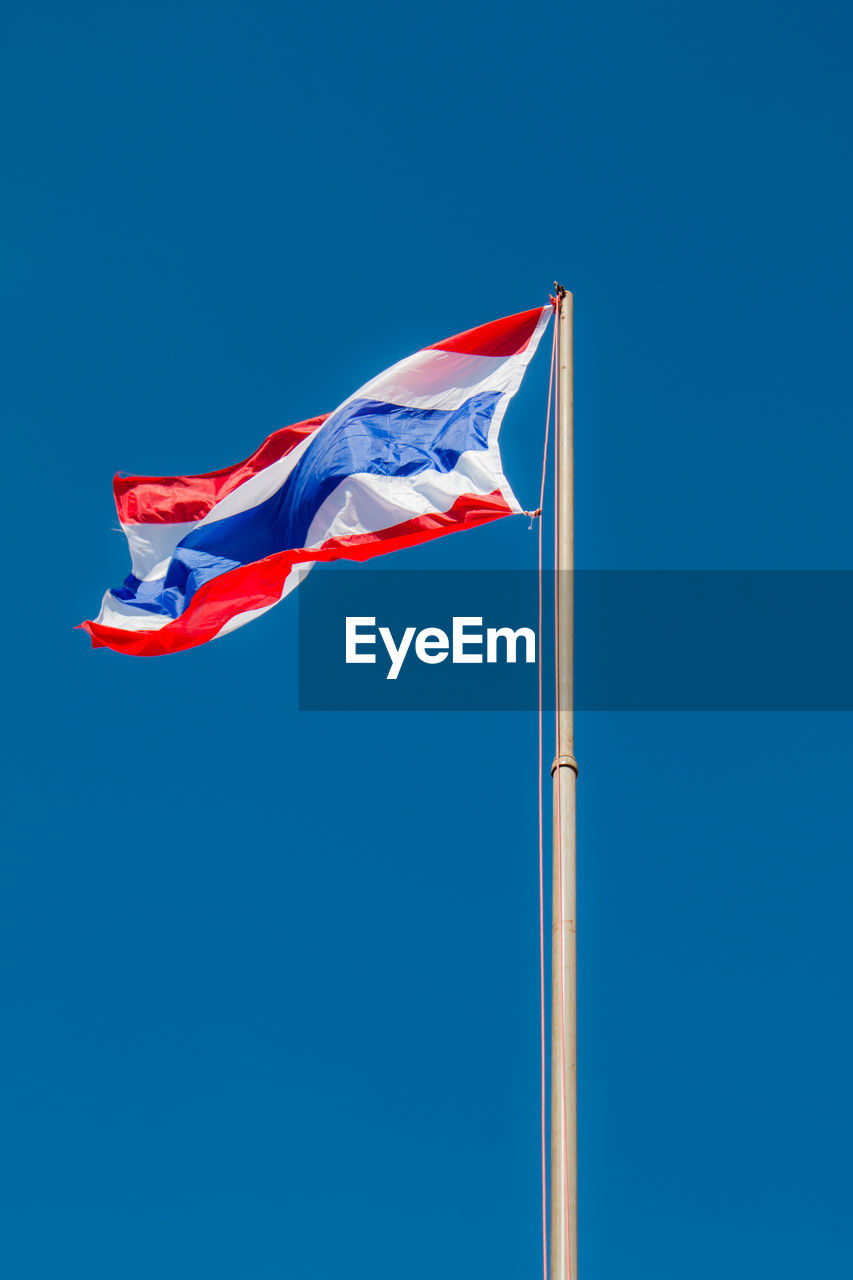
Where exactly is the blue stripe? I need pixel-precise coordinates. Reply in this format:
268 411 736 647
112 391 501 620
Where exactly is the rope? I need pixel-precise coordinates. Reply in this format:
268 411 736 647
537 307 558 1280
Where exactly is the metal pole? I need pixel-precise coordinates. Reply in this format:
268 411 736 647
550 286 578 1280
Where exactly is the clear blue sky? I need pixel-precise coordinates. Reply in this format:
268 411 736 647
3 2 852 1276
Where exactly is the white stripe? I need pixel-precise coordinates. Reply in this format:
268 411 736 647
121 520 198 580
350 348 522 412
93 590 172 631
304 449 517 548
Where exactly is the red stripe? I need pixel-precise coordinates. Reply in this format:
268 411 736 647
113 414 330 524
427 306 545 358
80 491 514 657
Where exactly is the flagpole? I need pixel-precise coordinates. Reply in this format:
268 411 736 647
551 285 578 1280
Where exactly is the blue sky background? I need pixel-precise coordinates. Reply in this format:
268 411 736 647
2 1 853 1275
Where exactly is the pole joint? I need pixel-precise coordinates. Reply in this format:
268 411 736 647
550 753 578 778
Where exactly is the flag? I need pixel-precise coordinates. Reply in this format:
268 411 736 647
81 304 552 656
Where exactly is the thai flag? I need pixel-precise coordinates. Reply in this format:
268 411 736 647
81 304 552 656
